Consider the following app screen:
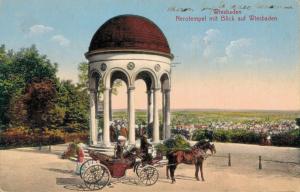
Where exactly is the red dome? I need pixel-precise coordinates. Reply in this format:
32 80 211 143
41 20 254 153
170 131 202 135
88 15 171 56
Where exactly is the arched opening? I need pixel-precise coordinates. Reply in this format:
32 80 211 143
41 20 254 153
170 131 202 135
134 70 157 139
160 73 170 91
133 79 148 140
109 70 129 142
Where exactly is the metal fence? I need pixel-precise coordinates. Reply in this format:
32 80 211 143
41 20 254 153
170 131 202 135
210 153 300 170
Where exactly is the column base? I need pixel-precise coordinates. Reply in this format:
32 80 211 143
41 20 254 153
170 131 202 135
90 142 114 148
87 143 115 156
151 140 163 145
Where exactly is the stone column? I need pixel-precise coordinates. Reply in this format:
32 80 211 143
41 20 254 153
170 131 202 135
95 91 99 143
147 89 153 137
109 89 112 121
153 88 160 143
162 90 166 139
103 88 110 146
165 89 171 139
128 87 136 145
89 89 97 145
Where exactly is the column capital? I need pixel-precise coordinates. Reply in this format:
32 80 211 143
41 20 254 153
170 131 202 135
152 88 161 91
89 89 96 93
163 89 171 93
103 87 111 91
128 86 135 91
146 89 153 94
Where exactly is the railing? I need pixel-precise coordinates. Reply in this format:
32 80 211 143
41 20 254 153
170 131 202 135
258 155 300 169
210 153 300 170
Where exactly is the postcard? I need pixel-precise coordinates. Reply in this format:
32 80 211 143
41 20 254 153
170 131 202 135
0 0 299 192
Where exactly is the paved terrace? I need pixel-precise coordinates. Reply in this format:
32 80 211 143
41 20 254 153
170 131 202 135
0 143 299 192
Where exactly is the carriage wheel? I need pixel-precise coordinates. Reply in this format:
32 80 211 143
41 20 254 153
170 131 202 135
138 165 159 186
82 164 111 190
134 162 143 177
80 159 99 179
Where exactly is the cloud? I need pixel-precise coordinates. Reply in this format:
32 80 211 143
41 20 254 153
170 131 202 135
203 29 221 46
215 38 273 70
225 38 252 58
29 24 54 35
51 35 70 46
202 29 222 58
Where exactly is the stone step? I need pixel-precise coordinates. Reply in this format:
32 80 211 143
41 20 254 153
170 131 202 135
82 145 115 159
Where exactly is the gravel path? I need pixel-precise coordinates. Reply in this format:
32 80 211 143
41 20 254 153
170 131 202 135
0 143 299 192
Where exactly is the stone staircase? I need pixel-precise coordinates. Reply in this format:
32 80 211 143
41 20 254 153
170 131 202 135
83 144 116 159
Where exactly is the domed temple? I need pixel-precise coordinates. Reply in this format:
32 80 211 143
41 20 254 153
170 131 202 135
85 15 173 146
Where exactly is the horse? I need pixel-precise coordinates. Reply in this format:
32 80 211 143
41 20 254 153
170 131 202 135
166 140 216 183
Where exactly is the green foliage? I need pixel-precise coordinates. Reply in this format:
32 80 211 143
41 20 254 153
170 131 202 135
192 128 299 147
48 105 66 128
193 129 261 144
0 45 91 135
271 129 300 147
192 129 207 141
0 127 88 149
0 45 58 130
296 118 300 127
77 62 89 90
171 111 300 126
212 129 232 142
155 134 191 155
0 45 91 146
57 80 89 132
24 79 57 129
8 94 27 127
230 129 261 144
10 45 57 82
77 61 122 95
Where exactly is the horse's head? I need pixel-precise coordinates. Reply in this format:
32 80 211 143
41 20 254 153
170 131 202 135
194 140 216 155
208 142 216 155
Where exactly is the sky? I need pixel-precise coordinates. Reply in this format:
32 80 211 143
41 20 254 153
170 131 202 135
1 0 299 110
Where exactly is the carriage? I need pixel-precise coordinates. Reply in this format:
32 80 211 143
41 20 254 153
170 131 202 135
79 147 161 190
79 138 216 189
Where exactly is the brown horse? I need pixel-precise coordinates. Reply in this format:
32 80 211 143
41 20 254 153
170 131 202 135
166 140 216 183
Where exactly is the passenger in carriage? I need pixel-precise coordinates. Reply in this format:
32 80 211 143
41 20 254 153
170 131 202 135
115 135 127 159
140 134 153 162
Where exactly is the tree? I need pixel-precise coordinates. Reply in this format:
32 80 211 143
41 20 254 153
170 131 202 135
296 118 300 127
10 45 57 83
23 78 57 130
8 94 27 127
77 62 89 90
0 45 58 130
57 80 89 132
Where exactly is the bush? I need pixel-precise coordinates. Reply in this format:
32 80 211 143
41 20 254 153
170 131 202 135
271 129 300 147
192 129 206 141
155 134 191 155
0 127 88 149
230 129 260 144
192 129 214 141
212 129 231 142
191 128 300 147
171 128 191 139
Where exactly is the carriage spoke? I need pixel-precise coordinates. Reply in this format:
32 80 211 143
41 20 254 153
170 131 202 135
138 166 159 186
82 164 111 190
80 159 99 179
